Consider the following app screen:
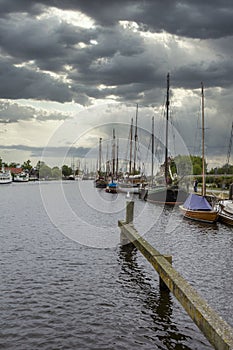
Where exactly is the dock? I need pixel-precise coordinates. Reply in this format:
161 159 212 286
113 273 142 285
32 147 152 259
118 201 233 350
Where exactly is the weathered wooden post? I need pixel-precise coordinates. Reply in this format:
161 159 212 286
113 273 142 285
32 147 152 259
120 201 134 245
126 200 134 224
159 255 172 291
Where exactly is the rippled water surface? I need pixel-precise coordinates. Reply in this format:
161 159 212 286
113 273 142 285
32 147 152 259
0 181 232 350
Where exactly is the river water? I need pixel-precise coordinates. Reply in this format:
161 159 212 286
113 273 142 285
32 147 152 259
0 180 232 350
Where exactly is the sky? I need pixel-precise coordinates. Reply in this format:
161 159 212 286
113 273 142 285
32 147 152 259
0 0 233 172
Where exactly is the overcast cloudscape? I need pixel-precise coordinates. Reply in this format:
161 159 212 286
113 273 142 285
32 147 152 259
0 0 232 169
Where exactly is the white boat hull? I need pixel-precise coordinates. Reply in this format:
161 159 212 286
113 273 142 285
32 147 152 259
0 172 12 184
0 179 12 184
217 200 233 226
13 178 29 182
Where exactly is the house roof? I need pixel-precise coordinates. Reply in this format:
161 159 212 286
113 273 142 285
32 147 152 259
6 167 23 174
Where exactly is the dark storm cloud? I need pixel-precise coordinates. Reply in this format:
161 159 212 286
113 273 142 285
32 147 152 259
1 0 233 39
0 7 158 104
0 0 232 162
0 14 97 71
74 0 233 39
1 0 233 105
0 0 43 16
0 58 73 102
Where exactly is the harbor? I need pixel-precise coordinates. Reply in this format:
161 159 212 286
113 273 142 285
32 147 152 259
1 180 232 350
1 1 233 349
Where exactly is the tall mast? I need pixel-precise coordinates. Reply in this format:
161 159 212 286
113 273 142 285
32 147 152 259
165 73 169 183
151 116 154 185
129 117 133 174
106 142 110 177
98 137 102 174
201 82 206 196
226 121 233 173
116 137 119 176
112 128 116 178
133 103 138 175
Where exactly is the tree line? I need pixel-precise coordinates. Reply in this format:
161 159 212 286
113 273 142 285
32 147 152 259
1 156 232 184
0 158 75 180
172 155 233 189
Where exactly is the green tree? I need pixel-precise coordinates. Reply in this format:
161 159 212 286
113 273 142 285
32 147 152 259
0 159 8 167
172 155 206 176
39 163 52 179
192 163 202 175
62 165 73 178
22 159 32 171
8 162 18 168
36 161 46 169
209 163 233 175
52 166 62 179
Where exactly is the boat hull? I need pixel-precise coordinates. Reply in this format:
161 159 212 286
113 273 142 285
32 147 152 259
13 177 29 182
217 200 233 226
218 212 233 226
179 205 219 223
117 185 139 194
140 186 188 205
105 183 118 193
0 179 12 184
105 187 117 193
94 179 107 188
13 179 29 183
13 172 29 182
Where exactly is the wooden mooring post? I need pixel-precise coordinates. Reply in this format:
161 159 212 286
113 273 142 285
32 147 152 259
118 201 233 350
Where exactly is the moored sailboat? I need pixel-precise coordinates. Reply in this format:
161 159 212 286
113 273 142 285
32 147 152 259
105 129 118 193
117 106 147 194
179 82 219 223
139 73 188 205
179 193 219 223
94 137 108 188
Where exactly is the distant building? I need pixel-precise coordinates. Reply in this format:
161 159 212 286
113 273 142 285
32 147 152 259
6 167 23 175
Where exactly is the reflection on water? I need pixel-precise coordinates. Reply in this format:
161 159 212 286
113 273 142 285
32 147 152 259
118 244 211 349
0 181 231 349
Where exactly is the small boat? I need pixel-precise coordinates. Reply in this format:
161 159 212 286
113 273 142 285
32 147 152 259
179 82 218 223
105 181 118 193
0 171 12 184
118 174 147 194
0 164 12 184
13 171 29 182
217 199 233 226
67 174 75 180
117 183 140 194
94 177 108 188
179 193 219 223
